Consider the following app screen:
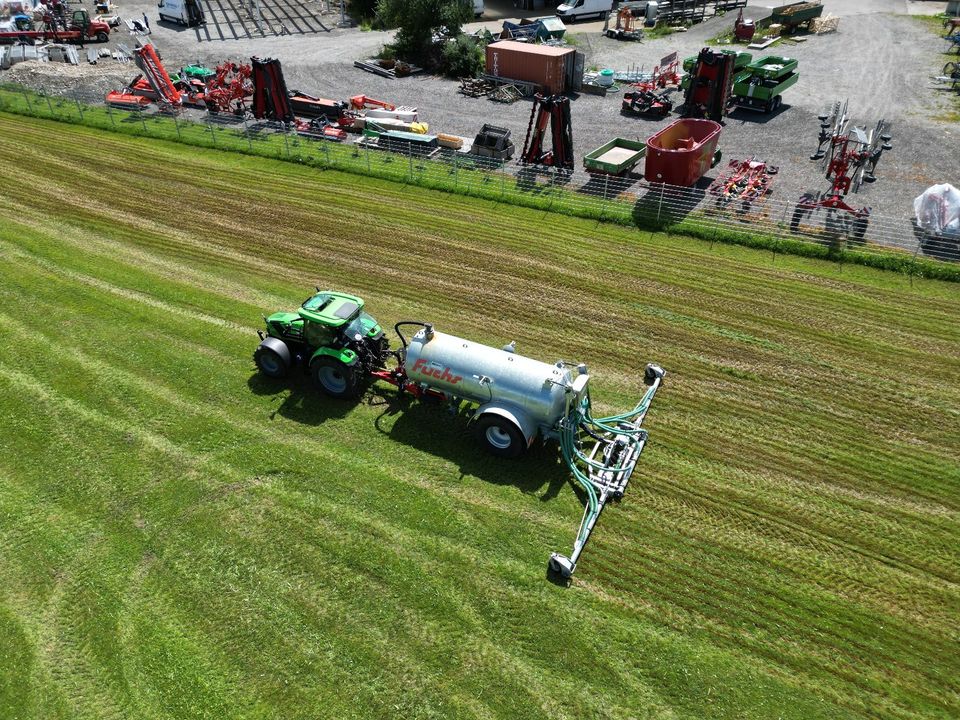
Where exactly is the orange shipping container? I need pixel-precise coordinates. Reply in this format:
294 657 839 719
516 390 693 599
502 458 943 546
485 40 576 94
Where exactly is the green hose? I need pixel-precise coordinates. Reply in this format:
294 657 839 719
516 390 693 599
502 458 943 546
560 384 659 545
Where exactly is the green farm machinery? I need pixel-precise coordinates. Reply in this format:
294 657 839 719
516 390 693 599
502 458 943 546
731 55 799 113
680 50 799 115
254 290 667 579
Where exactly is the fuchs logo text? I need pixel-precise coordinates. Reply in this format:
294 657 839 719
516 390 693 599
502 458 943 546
411 359 463 385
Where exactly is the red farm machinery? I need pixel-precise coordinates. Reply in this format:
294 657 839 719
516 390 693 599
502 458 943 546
790 100 893 244
0 8 111 44
520 94 574 172
709 157 778 210
621 53 680 119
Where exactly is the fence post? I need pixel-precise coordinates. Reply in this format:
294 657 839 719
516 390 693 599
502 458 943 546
243 117 252 151
208 123 216 147
365 141 370 171
174 114 181 140
909 238 922 287
500 161 506 200
656 182 665 222
453 152 458 190
323 140 330 166
73 90 83 121
22 87 32 113
599 174 610 222
283 129 289 158
408 144 413 182
140 111 147 133
106 101 114 127
43 88 53 116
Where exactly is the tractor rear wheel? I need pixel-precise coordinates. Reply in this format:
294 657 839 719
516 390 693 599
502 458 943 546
254 343 289 378
312 357 360 399
476 414 526 458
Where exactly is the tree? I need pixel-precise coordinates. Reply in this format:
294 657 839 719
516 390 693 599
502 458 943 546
377 0 472 66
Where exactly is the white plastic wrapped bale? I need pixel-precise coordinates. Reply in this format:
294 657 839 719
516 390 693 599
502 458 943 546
913 184 960 238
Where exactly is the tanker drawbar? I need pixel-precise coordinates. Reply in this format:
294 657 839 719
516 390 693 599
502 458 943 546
254 290 667 580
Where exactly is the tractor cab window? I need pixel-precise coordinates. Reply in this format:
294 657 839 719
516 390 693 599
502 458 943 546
344 312 377 340
303 320 334 348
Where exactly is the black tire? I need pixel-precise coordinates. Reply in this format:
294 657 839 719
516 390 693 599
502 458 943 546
790 204 806 233
944 61 958 77
711 149 722 168
254 344 289 378
476 414 526 458
824 211 844 249
311 357 360 399
96 31 109 42
850 215 868 243
772 95 782 111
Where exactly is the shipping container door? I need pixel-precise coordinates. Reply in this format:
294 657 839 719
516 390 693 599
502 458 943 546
569 51 584 92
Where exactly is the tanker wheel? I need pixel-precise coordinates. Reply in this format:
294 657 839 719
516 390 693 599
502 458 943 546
312 357 360 399
476 415 526 459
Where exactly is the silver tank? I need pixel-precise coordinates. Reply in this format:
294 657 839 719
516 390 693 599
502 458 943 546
403 327 577 429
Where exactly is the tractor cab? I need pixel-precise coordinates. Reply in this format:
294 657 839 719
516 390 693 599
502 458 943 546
255 291 389 397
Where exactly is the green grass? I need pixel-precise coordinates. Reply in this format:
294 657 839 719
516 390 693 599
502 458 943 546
0 112 958 720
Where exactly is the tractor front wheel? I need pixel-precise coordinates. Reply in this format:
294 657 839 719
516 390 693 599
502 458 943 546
254 342 289 378
312 357 360 399
476 414 526 459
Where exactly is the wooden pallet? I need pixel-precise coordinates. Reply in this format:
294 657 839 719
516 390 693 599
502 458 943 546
459 77 493 97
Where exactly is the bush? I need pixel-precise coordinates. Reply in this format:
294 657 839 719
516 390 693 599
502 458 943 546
441 35 483 78
377 0 472 66
348 0 379 23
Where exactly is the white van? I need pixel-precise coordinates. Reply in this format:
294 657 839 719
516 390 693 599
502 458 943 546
555 0 610 22
473 0 483 17
158 0 205 26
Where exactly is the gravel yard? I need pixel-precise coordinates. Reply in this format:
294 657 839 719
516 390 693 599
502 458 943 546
3 0 958 257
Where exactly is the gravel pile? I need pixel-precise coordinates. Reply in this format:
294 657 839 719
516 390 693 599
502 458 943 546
4 60 130 103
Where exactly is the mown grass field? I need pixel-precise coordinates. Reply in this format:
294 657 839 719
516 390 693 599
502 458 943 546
0 112 958 720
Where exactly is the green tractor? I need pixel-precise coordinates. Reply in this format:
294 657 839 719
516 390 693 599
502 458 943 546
254 290 390 398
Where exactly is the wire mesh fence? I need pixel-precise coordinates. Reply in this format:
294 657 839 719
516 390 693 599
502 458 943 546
1 82 957 276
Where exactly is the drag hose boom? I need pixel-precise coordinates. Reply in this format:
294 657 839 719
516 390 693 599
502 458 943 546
550 363 665 578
